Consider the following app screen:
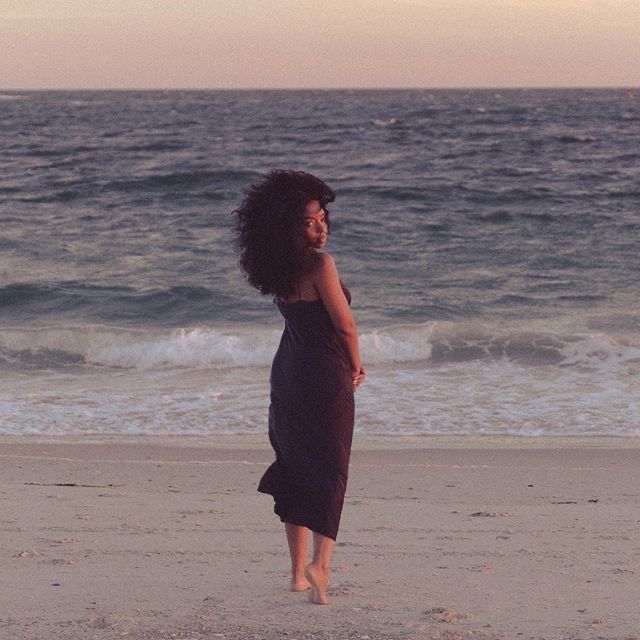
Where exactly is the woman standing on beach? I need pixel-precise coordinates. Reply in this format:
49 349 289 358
234 170 365 605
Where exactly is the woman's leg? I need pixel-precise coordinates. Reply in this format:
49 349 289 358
304 531 335 604
285 523 311 591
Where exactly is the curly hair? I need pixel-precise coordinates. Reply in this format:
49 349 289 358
234 170 336 298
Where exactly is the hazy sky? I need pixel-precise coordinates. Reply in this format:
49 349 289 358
2 0 639 89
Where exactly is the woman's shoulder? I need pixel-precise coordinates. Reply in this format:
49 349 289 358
311 251 336 274
309 252 344 292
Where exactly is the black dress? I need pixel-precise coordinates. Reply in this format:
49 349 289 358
257 283 355 540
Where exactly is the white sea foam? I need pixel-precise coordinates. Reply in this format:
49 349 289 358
372 117 398 126
69 100 106 107
87 328 282 370
2 323 639 372
2 351 638 438
1 323 639 438
360 324 434 363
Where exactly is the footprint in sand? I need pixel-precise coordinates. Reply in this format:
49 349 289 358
424 607 469 624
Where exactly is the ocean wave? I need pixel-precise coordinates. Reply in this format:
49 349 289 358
105 170 218 191
477 211 513 223
0 326 280 371
0 282 234 324
556 135 598 144
491 293 609 307
68 100 105 107
520 212 556 222
0 186 22 195
104 168 260 193
372 117 398 127
340 185 426 201
123 141 187 152
461 185 556 204
16 189 80 203
1 323 638 373
25 144 99 158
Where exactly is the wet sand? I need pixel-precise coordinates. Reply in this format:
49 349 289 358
1 435 638 640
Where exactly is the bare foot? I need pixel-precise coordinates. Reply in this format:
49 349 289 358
290 575 311 592
304 563 329 604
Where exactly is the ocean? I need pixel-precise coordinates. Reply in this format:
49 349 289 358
1 89 639 437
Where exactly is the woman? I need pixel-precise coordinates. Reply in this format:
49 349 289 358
234 170 365 605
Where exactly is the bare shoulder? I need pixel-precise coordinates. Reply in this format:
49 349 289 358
313 251 337 273
311 252 339 284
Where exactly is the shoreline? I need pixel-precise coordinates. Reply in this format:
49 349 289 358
2 432 639 450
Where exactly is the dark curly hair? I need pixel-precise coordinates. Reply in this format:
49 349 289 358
234 170 336 298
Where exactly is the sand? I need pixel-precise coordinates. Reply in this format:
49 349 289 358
1 435 638 640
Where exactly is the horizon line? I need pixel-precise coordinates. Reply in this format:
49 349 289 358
1 85 638 92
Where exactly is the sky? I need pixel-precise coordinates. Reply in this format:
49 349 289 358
2 0 639 89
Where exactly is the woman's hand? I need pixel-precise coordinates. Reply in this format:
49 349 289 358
352 365 366 391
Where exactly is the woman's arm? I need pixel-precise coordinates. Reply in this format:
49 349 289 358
313 253 365 388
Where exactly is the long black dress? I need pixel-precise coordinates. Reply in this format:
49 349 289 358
257 282 355 540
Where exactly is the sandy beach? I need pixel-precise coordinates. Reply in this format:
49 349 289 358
1 435 638 640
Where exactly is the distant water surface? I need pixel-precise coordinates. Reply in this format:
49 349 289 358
1 89 639 437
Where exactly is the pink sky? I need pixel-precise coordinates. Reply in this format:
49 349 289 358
2 0 639 89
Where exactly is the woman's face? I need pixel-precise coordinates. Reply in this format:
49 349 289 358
303 200 328 250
